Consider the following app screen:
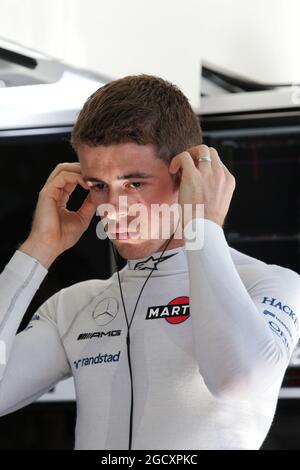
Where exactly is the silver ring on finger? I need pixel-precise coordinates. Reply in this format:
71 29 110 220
197 156 212 163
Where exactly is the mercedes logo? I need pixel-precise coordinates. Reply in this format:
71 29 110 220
92 297 119 326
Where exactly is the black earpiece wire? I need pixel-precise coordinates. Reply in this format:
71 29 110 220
110 218 180 450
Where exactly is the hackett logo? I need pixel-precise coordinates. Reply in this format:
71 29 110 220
146 296 190 324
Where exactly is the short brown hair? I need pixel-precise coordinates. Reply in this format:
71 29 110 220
70 73 202 164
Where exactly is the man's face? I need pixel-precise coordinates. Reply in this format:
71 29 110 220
79 142 184 259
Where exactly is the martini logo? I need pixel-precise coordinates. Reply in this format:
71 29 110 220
146 296 190 324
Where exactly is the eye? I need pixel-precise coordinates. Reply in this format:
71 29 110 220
90 182 107 192
128 182 143 189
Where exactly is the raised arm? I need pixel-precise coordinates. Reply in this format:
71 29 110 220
0 161 97 415
184 218 300 400
169 144 300 400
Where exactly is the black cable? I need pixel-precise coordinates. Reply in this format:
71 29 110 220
110 223 179 450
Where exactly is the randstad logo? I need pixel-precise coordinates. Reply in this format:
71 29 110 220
73 351 121 370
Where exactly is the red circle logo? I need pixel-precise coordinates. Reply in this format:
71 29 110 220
166 296 190 324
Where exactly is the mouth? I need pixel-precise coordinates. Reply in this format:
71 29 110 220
109 231 140 240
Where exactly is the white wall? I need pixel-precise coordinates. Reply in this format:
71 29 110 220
0 0 299 108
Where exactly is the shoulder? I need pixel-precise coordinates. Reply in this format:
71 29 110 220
38 269 124 335
229 246 300 304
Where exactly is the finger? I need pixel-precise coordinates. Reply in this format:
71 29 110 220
184 144 213 174
57 189 71 208
194 147 213 174
43 171 90 201
62 181 78 194
77 192 98 227
219 158 233 176
208 147 223 169
186 144 211 167
59 179 89 197
169 151 197 176
57 179 87 207
221 163 236 187
51 171 89 190
46 162 82 184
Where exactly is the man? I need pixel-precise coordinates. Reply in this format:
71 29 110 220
0 74 299 450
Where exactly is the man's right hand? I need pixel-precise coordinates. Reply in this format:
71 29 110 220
19 162 97 269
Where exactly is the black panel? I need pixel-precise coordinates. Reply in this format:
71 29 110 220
0 402 76 450
0 131 112 333
261 399 300 449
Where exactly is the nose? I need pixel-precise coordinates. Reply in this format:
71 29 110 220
101 188 129 227
106 187 124 209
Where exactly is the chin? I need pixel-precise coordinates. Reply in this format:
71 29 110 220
111 239 164 260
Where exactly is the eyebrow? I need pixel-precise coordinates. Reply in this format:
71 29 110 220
82 172 154 183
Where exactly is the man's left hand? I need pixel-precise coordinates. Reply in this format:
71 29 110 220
169 144 236 228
